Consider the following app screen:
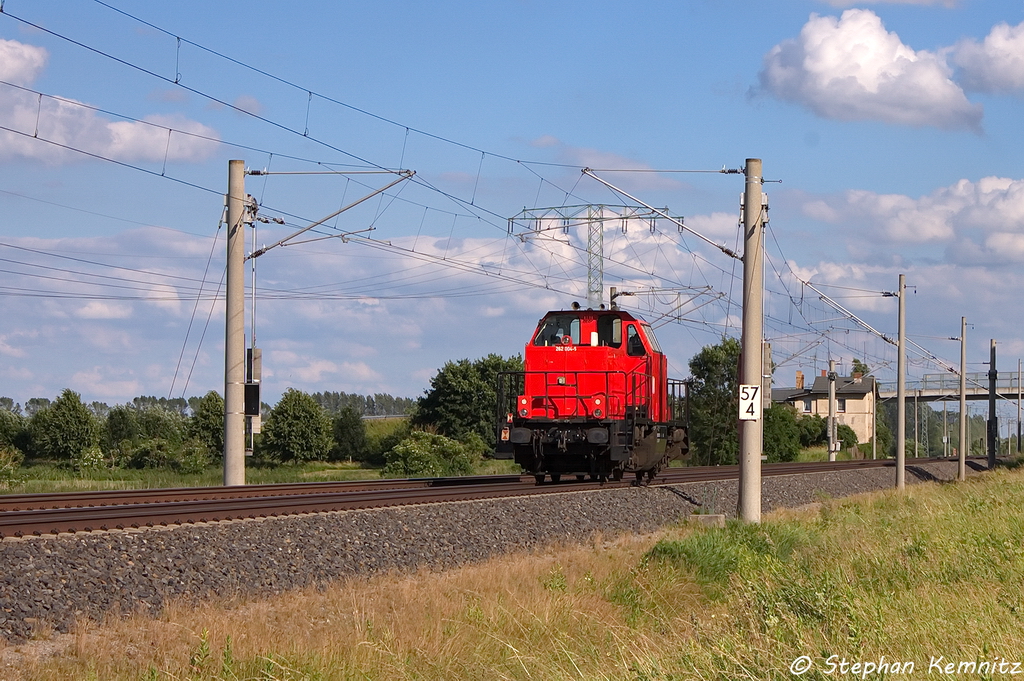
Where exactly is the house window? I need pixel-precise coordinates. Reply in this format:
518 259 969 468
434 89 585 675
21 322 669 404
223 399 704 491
802 399 812 413
837 398 846 413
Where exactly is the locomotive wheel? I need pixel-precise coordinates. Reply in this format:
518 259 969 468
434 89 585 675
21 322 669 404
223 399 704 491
550 473 561 483
612 469 623 482
534 474 545 485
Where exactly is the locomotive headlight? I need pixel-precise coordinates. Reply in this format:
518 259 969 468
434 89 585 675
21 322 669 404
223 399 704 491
519 408 529 417
594 409 603 418
520 398 528 405
594 398 602 406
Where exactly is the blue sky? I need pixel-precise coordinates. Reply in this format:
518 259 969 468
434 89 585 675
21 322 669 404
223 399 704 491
1 0 1023 426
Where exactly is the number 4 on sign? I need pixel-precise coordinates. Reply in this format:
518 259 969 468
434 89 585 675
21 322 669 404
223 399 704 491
738 384 761 421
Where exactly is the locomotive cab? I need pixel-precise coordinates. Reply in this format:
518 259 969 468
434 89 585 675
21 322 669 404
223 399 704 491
496 309 688 483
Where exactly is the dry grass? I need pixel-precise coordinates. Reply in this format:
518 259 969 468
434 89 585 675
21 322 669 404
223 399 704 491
8 468 1024 680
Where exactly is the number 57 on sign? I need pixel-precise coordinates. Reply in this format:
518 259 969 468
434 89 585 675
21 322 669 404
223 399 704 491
738 384 761 421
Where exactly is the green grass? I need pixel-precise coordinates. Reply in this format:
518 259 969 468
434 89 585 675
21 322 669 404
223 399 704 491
2 459 383 494
2 454 521 495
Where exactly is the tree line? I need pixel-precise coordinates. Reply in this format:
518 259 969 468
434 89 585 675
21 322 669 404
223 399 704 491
0 358 517 479
0 340 909 481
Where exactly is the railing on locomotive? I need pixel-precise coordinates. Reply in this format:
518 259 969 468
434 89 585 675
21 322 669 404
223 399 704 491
498 369 656 421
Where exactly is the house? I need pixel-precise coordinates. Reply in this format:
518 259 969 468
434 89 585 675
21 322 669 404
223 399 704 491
772 370 877 445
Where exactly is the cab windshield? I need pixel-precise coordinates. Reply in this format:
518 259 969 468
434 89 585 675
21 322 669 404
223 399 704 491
533 314 580 346
641 323 662 353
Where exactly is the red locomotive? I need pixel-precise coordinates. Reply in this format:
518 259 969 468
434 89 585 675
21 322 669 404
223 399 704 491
496 303 688 483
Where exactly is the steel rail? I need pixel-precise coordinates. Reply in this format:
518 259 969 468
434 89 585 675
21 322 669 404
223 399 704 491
0 457 978 539
0 474 524 512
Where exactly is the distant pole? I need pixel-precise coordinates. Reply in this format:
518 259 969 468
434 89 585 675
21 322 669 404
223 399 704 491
988 339 997 470
1017 358 1021 454
827 359 837 462
224 160 246 486
871 387 877 460
914 391 919 458
738 158 764 523
958 317 967 481
896 274 906 490
943 400 948 458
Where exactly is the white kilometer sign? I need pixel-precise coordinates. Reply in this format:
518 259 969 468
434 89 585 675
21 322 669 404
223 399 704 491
738 384 761 421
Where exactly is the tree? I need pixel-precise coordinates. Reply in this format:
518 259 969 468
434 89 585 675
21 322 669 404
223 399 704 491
0 397 21 415
413 354 523 447
330 406 368 461
0 409 25 451
852 358 870 376
131 395 189 415
763 403 800 462
24 397 51 417
137 407 186 444
796 414 827 448
260 388 333 463
28 389 98 460
381 431 476 478
837 423 858 451
687 337 741 466
104 404 142 452
186 391 224 458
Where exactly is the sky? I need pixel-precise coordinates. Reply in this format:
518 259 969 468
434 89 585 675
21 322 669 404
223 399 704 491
0 0 1023 426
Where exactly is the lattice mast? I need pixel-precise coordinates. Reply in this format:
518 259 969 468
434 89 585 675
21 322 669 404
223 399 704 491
508 204 680 308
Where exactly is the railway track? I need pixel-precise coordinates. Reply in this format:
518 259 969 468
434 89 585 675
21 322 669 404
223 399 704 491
0 457 972 539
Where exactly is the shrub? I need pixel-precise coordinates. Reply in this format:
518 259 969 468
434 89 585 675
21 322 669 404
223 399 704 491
28 389 98 460
71 445 106 472
0 408 25 450
186 391 224 459
330 406 368 461
137 407 186 444
837 424 858 451
124 437 209 473
177 439 211 474
763 403 800 463
260 389 334 463
0 445 23 487
381 431 476 478
104 405 141 452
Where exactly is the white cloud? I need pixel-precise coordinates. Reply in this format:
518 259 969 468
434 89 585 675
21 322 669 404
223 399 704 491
686 212 740 241
75 301 133 320
529 136 683 192
232 94 264 116
0 38 47 85
0 38 219 164
70 367 140 399
758 10 981 130
0 334 27 358
952 21 1024 93
802 176 1024 256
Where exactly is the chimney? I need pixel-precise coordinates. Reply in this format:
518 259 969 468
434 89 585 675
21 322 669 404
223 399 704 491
821 370 827 377
796 370 804 389
853 371 863 383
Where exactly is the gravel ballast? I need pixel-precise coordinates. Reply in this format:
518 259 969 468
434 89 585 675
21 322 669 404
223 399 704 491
0 461 978 642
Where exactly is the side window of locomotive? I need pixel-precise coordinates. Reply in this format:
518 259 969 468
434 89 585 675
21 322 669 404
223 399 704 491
626 324 646 357
596 315 622 348
641 323 662 353
533 314 580 346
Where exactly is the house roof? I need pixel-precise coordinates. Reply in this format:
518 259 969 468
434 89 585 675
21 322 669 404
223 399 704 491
773 375 876 403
